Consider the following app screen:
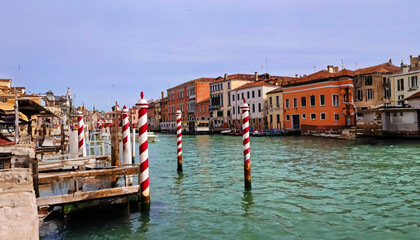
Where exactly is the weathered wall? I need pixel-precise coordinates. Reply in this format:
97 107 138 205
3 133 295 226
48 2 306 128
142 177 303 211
0 168 39 240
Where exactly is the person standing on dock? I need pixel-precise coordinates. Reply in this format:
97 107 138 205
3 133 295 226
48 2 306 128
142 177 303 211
241 99 251 190
136 92 151 211
122 105 132 165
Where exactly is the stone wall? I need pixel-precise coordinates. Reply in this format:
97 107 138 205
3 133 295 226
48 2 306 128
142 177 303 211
0 168 39 240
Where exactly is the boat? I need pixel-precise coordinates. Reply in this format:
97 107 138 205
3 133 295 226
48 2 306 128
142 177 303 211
181 120 210 134
148 132 158 142
220 129 232 135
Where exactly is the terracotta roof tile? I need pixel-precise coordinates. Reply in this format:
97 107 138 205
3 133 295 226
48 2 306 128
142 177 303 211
283 69 354 87
405 91 420 100
168 77 216 90
354 62 401 75
233 81 275 90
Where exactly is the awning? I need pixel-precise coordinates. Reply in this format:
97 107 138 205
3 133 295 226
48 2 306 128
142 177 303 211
18 100 58 118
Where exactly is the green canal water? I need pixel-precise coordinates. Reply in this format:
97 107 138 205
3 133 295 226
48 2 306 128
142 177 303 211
42 135 420 239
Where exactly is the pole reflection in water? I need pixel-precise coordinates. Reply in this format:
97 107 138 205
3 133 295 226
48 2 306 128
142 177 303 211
138 212 150 234
241 190 254 217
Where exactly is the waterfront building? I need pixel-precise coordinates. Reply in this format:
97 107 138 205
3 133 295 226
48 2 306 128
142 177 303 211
353 61 400 122
166 77 216 121
389 55 420 106
196 98 210 121
231 80 277 130
147 100 160 131
282 66 355 132
209 73 256 129
266 87 284 130
129 106 138 128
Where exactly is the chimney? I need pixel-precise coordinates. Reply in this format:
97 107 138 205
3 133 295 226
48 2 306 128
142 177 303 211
410 55 420 68
327 65 334 73
224 73 227 80
295 74 298 78
255 72 258 81
389 58 392 64
161 91 164 99
334 66 339 73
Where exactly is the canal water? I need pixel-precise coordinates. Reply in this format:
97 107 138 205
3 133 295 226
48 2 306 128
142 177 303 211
42 134 420 239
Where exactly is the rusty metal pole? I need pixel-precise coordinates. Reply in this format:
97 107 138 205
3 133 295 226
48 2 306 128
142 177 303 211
241 99 251 190
176 109 183 172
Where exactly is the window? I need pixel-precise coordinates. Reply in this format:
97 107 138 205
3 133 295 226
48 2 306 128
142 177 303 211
228 93 231 106
270 115 273 123
310 95 316 107
237 94 239 100
332 94 339 106
366 89 373 100
293 98 297 108
356 88 363 101
397 79 404 91
285 99 290 109
252 91 255 98
276 114 280 123
269 97 272 106
320 95 325 106
252 103 255 113
286 115 290 121
302 113 306 119
232 94 235 101
301 97 306 108
238 106 240 113
253 119 255 124
276 96 279 106
365 76 372 85
241 93 244 100
320 113 326 120
258 103 262 112
258 90 261 97
233 106 235 114
228 82 231 89
247 92 250 99
384 88 391 99
310 113 316 120
334 113 339 121
411 76 418 89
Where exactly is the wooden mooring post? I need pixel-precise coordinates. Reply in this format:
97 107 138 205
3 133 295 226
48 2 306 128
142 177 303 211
111 104 120 166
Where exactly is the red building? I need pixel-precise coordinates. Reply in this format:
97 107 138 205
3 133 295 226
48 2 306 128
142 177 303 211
166 77 216 122
196 98 210 120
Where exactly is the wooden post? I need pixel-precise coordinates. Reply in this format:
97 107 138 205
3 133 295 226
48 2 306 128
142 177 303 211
31 158 39 198
111 107 120 166
61 122 65 155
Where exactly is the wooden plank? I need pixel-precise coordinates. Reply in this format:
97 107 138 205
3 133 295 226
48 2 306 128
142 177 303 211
38 156 110 171
38 165 139 184
36 185 139 206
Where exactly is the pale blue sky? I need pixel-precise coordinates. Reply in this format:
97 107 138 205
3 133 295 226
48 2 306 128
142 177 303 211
0 0 419 110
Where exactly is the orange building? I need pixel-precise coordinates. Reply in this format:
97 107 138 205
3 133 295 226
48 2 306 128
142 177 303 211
283 66 355 132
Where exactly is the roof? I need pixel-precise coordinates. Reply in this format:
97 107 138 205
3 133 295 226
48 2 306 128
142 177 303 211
197 97 210 104
405 91 420 100
354 62 401 75
267 87 283 94
233 80 275 91
0 134 15 146
167 77 216 90
283 69 354 87
0 79 11 82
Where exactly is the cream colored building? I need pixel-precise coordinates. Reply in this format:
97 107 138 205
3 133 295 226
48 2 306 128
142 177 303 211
389 57 420 106
266 87 284 130
209 73 257 128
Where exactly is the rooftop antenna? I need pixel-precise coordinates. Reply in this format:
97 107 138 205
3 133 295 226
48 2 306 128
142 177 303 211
341 60 344 69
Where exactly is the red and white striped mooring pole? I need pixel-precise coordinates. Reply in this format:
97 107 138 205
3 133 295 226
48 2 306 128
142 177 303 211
176 109 183 172
122 105 132 165
135 92 150 211
241 99 251 190
77 111 87 157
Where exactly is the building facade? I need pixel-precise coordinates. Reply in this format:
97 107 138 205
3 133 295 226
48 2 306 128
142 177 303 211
266 87 284 130
282 68 355 132
231 81 277 130
389 56 420 106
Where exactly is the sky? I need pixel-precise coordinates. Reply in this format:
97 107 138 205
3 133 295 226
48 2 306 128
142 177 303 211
0 0 419 111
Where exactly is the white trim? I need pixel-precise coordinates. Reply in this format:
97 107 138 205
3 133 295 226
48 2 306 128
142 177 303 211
334 113 339 121
310 113 316 120
319 94 325 106
301 113 307 119
284 83 353 94
320 112 326 120
285 114 290 121
332 94 340 106
293 98 298 108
